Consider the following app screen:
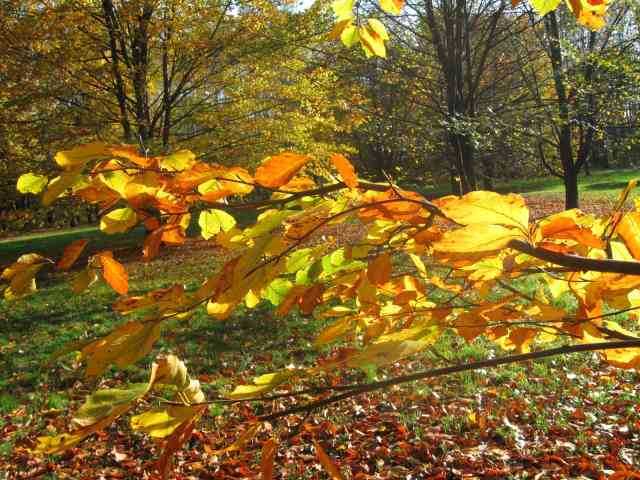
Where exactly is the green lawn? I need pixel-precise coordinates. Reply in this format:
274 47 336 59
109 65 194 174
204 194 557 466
494 168 639 198
0 226 145 265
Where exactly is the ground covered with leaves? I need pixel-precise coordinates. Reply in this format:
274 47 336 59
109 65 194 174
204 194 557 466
1 194 640 480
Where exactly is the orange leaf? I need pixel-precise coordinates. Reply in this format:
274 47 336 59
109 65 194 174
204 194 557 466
313 441 345 480
57 239 89 270
98 252 129 295
143 228 164 261
260 438 278 480
330 153 358 188
617 212 640 259
255 152 311 189
540 216 604 249
367 253 391 285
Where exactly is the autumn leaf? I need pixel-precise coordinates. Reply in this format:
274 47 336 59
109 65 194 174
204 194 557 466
434 224 525 253
367 252 392 285
198 209 236 239
255 152 311 189
97 251 129 294
160 150 196 172
55 142 110 170
100 207 138 234
314 441 346 480
81 319 162 377
330 153 358 188
436 191 529 230
57 239 89 270
380 0 404 15
261 438 278 480
529 0 562 16
17 173 48 194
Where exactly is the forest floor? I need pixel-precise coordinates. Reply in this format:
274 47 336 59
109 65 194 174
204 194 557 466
1 175 640 479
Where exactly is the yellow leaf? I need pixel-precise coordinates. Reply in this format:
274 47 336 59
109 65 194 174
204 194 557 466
42 170 82 206
57 239 89 271
436 191 529 230
332 0 354 21
81 320 162 377
347 339 429 368
314 441 346 480
227 372 289 400
160 150 196 172
131 406 201 438
433 224 525 254
340 24 359 47
616 212 640 259
380 0 404 15
97 252 128 295
530 0 562 16
198 209 236 240
55 142 109 170
100 207 138 234
35 362 158 455
315 316 355 346
359 23 387 58
255 152 311 189
2 253 48 299
17 173 48 194
330 153 358 188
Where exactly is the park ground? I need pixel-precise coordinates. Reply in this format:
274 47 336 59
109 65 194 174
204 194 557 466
0 169 639 479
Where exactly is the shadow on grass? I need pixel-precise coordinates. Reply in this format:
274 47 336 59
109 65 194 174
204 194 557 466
584 181 632 191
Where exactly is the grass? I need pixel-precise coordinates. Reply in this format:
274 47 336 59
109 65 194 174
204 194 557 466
0 226 145 265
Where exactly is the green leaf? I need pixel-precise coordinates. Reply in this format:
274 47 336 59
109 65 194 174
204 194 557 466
17 173 48 194
198 209 236 240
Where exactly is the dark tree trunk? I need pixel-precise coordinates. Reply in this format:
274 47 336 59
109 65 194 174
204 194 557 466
564 164 579 210
102 0 132 142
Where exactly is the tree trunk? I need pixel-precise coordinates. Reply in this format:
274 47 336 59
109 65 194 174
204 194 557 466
564 164 579 210
102 0 132 142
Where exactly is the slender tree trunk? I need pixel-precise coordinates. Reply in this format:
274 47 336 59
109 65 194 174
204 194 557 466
161 22 172 150
131 2 154 145
545 11 578 210
102 0 132 142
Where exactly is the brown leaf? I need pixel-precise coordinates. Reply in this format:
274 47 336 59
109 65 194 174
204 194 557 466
57 239 89 270
260 438 278 480
367 252 391 285
314 441 345 480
